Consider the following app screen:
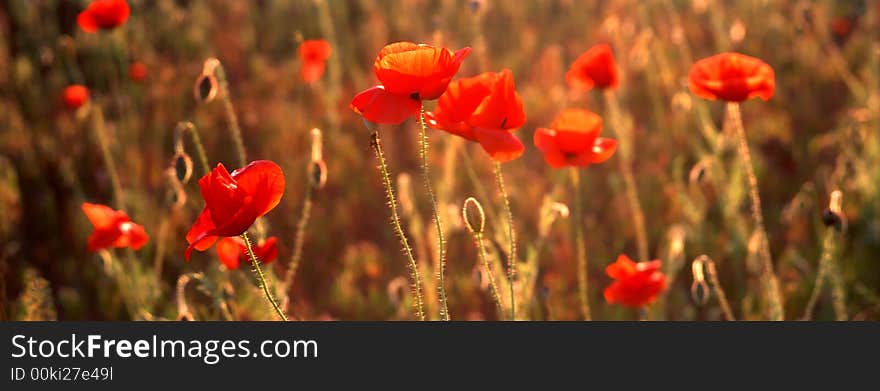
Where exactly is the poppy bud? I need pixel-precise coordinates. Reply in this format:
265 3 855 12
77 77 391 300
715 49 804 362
387 276 409 306
691 280 709 306
823 190 845 232
462 197 486 235
309 160 327 191
171 151 193 184
821 209 840 228
194 73 218 103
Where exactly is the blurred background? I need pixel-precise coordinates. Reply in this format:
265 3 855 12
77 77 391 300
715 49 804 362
0 0 878 320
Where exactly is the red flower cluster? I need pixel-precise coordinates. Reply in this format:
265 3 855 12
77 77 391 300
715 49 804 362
77 0 130 33
688 52 775 102
185 160 285 260
566 43 619 92
351 42 470 124
533 109 617 168
82 203 148 252
299 39 332 83
603 254 667 308
427 69 526 162
62 85 90 109
216 236 279 270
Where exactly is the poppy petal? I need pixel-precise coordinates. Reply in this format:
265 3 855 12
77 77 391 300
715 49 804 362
82 202 123 230
300 61 326 83
470 69 526 130
533 128 569 168
117 221 148 250
351 85 421 124
185 208 220 261
229 160 285 220
216 237 242 270
77 10 99 32
474 128 524 162
606 254 637 280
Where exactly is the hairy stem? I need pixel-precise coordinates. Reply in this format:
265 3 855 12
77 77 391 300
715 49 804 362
241 232 287 321
698 255 735 320
91 105 124 210
569 168 591 320
494 162 516 320
371 131 425 320
803 191 847 320
729 102 783 320
604 90 649 261
212 62 247 168
282 181 314 312
418 107 449 321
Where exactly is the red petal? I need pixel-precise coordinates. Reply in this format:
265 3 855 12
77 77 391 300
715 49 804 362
470 69 526 130
351 85 421 125
474 128 524 162
606 254 637 280
185 208 220 261
87 228 122 252
82 202 123 230
255 236 279 264
300 61 326 83
77 10 98 32
230 160 285 220
533 128 569 168
117 221 148 250
216 237 242 269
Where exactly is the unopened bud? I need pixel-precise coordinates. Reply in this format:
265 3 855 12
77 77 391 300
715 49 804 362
462 197 486 235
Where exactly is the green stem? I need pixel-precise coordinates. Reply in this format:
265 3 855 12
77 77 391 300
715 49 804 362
241 232 287 321
570 168 591 320
418 107 449 321
212 61 247 168
91 105 124 210
729 102 783 320
475 231 504 316
604 90 649 262
282 180 314 312
494 162 516 320
175 121 210 175
371 131 426 320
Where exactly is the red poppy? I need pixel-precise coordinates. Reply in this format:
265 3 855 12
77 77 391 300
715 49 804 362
185 160 285 261
533 109 617 168
129 61 147 83
566 43 619 92
62 85 90 109
77 0 130 33
603 254 667 308
688 52 775 102
427 69 526 162
351 42 471 124
299 39 332 83
82 202 148 252
216 236 279 270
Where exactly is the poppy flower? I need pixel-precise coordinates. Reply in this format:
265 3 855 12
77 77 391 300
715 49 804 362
603 254 667 308
351 42 471 125
129 61 147 83
299 39 332 83
688 52 775 102
533 109 617 168
216 236 279 270
77 0 130 33
82 202 148 252
62 85 90 109
185 160 285 261
426 69 526 162
566 43 619 92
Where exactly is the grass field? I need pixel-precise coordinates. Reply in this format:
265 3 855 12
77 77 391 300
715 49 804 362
1 0 878 321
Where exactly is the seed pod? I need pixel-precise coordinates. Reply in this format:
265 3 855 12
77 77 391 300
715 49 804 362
171 151 193 184
691 280 709 306
309 160 327 190
462 197 485 235
194 58 220 103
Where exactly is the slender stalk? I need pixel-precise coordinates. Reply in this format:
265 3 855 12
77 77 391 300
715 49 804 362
417 107 449 321
91 105 124 210
803 190 847 320
694 255 736 321
211 60 247 168
569 168 591 320
604 90 649 261
494 162 517 320
175 121 210 176
463 197 504 316
371 131 426 320
241 232 287 321
281 180 313 312
728 102 783 320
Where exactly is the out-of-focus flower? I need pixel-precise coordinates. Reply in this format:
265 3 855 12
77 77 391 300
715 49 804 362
533 109 617 168
603 254 666 308
77 0 130 33
82 202 148 252
129 61 147 83
62 85 90 109
688 52 774 102
566 43 619 92
298 39 332 83
216 236 279 270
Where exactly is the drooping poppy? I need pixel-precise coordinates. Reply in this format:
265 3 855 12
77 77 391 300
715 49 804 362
216 236 279 270
129 61 147 83
82 202 148 252
427 69 526 162
533 109 618 168
565 43 619 92
351 42 471 125
62 85 90 109
688 52 775 102
298 39 332 83
185 160 285 260
603 254 667 308
77 0 130 33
